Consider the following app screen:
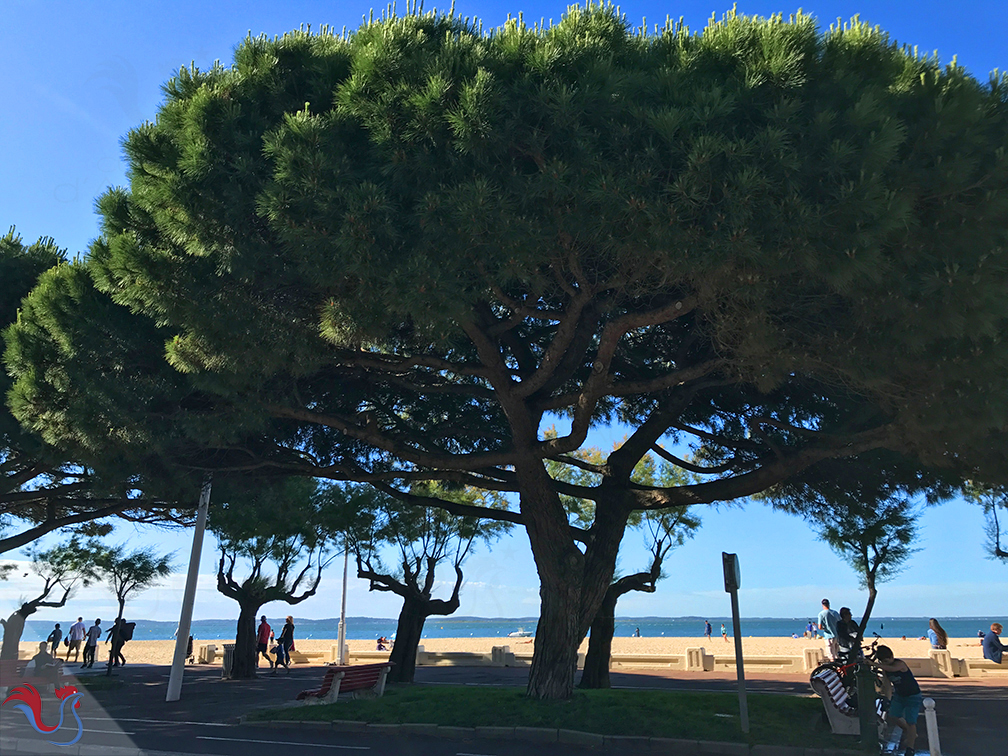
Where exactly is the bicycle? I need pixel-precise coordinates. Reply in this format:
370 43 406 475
810 635 891 731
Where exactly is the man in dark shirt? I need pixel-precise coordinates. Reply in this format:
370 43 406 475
982 622 1006 663
835 607 860 658
30 641 58 684
47 623 62 655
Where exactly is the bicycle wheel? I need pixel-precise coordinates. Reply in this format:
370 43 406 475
809 662 845 694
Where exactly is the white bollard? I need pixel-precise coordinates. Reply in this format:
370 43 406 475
923 697 941 756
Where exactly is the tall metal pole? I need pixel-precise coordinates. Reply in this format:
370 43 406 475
729 588 750 733
722 552 749 734
336 547 349 665
166 476 212 702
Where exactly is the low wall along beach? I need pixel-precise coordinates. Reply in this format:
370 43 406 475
22 635 1005 678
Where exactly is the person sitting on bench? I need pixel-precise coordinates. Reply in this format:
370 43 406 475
982 623 1007 663
835 607 860 660
30 642 59 683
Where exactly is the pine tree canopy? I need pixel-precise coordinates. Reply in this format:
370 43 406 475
9 6 1007 492
1 230 189 554
5 4 1008 697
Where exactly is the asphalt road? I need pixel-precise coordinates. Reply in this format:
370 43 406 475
1 712 607 756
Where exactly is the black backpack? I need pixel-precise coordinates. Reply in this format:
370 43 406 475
120 622 136 642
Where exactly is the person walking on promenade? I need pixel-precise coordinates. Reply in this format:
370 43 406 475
82 618 102 668
817 598 841 659
106 618 127 667
46 623 62 655
704 620 712 640
982 622 1007 663
274 616 295 672
257 615 273 668
66 617 86 663
874 645 923 756
927 618 949 650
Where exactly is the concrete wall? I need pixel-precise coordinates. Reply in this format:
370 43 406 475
198 641 1007 678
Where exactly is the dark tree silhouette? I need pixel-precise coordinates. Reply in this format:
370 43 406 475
212 478 342 679
963 482 1008 563
348 484 511 683
580 506 699 688
0 538 102 659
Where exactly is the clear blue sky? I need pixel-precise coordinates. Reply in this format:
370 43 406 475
2 1 1006 624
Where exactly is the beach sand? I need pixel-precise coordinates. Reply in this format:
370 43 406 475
21 635 988 666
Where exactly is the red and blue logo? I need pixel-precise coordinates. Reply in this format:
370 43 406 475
2 683 84 746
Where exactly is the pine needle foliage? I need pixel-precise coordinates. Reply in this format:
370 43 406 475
6 4 1008 698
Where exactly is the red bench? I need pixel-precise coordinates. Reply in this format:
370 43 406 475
0 659 30 692
296 662 394 705
0 659 54 697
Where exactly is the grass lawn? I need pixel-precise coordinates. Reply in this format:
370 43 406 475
69 675 124 692
249 685 847 747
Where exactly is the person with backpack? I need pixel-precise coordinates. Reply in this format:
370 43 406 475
106 618 133 667
273 616 295 672
46 623 62 655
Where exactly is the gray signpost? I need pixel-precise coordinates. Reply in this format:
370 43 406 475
722 552 749 734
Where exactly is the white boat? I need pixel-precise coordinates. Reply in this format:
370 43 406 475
507 628 533 638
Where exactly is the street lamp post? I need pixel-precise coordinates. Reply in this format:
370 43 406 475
336 547 349 665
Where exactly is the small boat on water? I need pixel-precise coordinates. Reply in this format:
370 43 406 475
507 628 533 638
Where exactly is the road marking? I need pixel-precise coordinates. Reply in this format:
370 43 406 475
457 752 496 756
81 716 231 727
0 723 133 736
197 735 370 750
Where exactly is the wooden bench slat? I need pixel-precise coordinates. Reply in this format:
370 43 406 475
295 662 393 703
297 668 343 700
812 669 856 716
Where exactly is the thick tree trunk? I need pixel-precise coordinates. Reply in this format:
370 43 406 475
0 611 27 661
229 602 262 679
579 590 618 689
522 472 631 699
527 559 584 699
387 598 428 684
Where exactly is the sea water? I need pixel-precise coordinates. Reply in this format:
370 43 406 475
19 615 995 642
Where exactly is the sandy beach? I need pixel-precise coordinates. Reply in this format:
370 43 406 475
20 635 989 666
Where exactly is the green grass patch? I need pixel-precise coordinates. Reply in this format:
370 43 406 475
249 685 842 747
70 675 124 692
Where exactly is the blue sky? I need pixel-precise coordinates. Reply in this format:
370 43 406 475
2 0 1007 624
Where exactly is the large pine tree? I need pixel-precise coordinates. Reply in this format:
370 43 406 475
6 7 1008 698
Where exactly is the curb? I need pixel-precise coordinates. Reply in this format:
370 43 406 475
238 718 867 755
0 738 234 756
